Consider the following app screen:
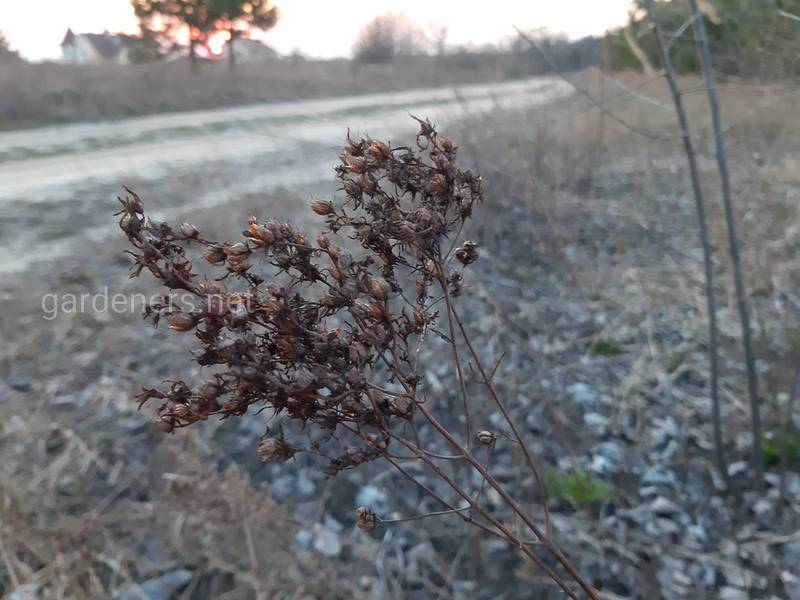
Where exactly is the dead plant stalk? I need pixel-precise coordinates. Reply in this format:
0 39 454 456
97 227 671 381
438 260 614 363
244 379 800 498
117 120 599 598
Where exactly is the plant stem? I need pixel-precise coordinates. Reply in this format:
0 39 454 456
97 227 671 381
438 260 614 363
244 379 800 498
643 0 727 483
689 0 764 491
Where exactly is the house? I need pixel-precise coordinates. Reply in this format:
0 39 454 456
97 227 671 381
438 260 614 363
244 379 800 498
223 38 279 63
61 29 129 64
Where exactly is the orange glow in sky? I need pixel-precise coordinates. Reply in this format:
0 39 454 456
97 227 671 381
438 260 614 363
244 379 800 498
207 31 229 56
0 0 634 61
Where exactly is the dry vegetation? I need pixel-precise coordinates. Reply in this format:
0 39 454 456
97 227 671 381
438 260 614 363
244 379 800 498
1 70 800 598
0 55 525 130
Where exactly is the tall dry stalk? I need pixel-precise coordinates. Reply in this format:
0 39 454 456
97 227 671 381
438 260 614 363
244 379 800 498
643 0 727 481
688 0 764 491
117 120 599 598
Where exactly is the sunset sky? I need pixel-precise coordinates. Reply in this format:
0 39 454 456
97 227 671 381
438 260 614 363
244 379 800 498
1 0 634 61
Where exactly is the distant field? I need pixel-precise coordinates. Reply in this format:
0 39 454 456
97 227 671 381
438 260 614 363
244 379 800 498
0 54 528 130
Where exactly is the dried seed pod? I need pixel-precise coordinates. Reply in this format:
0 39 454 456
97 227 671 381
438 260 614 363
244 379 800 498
262 299 281 316
455 240 479 266
227 256 251 272
366 302 384 321
368 278 390 301
203 244 226 265
154 415 175 433
179 222 199 239
310 200 334 216
257 436 298 463
449 271 464 297
369 140 390 160
391 394 413 417
342 155 366 174
342 178 362 199
477 430 496 446
432 175 447 196
396 222 416 240
356 506 377 532
225 242 251 257
167 312 196 332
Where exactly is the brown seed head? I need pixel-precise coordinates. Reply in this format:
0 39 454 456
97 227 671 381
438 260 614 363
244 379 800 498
154 415 175 433
369 140 391 161
167 312 196 332
455 240 479 266
203 244 226 265
356 506 377 533
225 242 251 257
310 200 334 216
257 436 298 463
477 430 496 446
179 222 199 239
368 278 390 301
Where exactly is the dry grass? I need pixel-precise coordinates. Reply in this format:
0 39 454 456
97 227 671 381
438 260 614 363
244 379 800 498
2 72 799 597
0 430 365 599
444 71 800 594
0 55 522 129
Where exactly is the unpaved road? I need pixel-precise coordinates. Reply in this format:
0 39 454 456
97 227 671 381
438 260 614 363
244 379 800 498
0 78 568 275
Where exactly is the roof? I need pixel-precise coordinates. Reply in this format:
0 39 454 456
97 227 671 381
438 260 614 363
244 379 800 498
227 37 279 59
61 28 75 46
61 29 124 60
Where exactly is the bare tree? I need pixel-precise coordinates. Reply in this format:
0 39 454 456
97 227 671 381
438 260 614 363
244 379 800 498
642 0 727 480
688 0 764 490
353 14 425 64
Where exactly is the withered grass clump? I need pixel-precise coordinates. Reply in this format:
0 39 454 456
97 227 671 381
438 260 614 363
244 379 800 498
117 119 599 599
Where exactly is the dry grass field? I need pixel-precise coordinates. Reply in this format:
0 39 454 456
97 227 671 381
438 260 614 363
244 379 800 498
0 54 525 129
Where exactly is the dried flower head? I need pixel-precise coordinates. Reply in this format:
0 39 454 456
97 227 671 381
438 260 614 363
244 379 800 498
310 200 334 216
455 240 479 266
116 118 483 477
356 506 377 532
477 430 496 446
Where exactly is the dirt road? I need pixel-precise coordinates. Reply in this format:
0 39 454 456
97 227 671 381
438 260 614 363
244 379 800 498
0 78 568 275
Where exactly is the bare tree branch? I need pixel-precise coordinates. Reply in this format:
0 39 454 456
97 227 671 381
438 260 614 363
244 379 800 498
514 26 676 142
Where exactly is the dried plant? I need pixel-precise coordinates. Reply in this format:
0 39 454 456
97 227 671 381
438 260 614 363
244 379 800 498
117 119 598 598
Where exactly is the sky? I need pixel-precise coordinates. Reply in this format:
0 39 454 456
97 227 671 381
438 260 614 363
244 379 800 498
0 0 634 62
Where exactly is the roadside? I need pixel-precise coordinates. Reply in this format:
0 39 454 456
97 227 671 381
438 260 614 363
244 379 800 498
0 55 533 130
1 73 800 598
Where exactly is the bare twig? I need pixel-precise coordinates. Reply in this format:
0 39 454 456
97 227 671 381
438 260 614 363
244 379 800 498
779 357 800 503
778 9 800 23
514 26 675 142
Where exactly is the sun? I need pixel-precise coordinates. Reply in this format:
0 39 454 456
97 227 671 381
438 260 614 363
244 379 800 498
207 30 229 55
